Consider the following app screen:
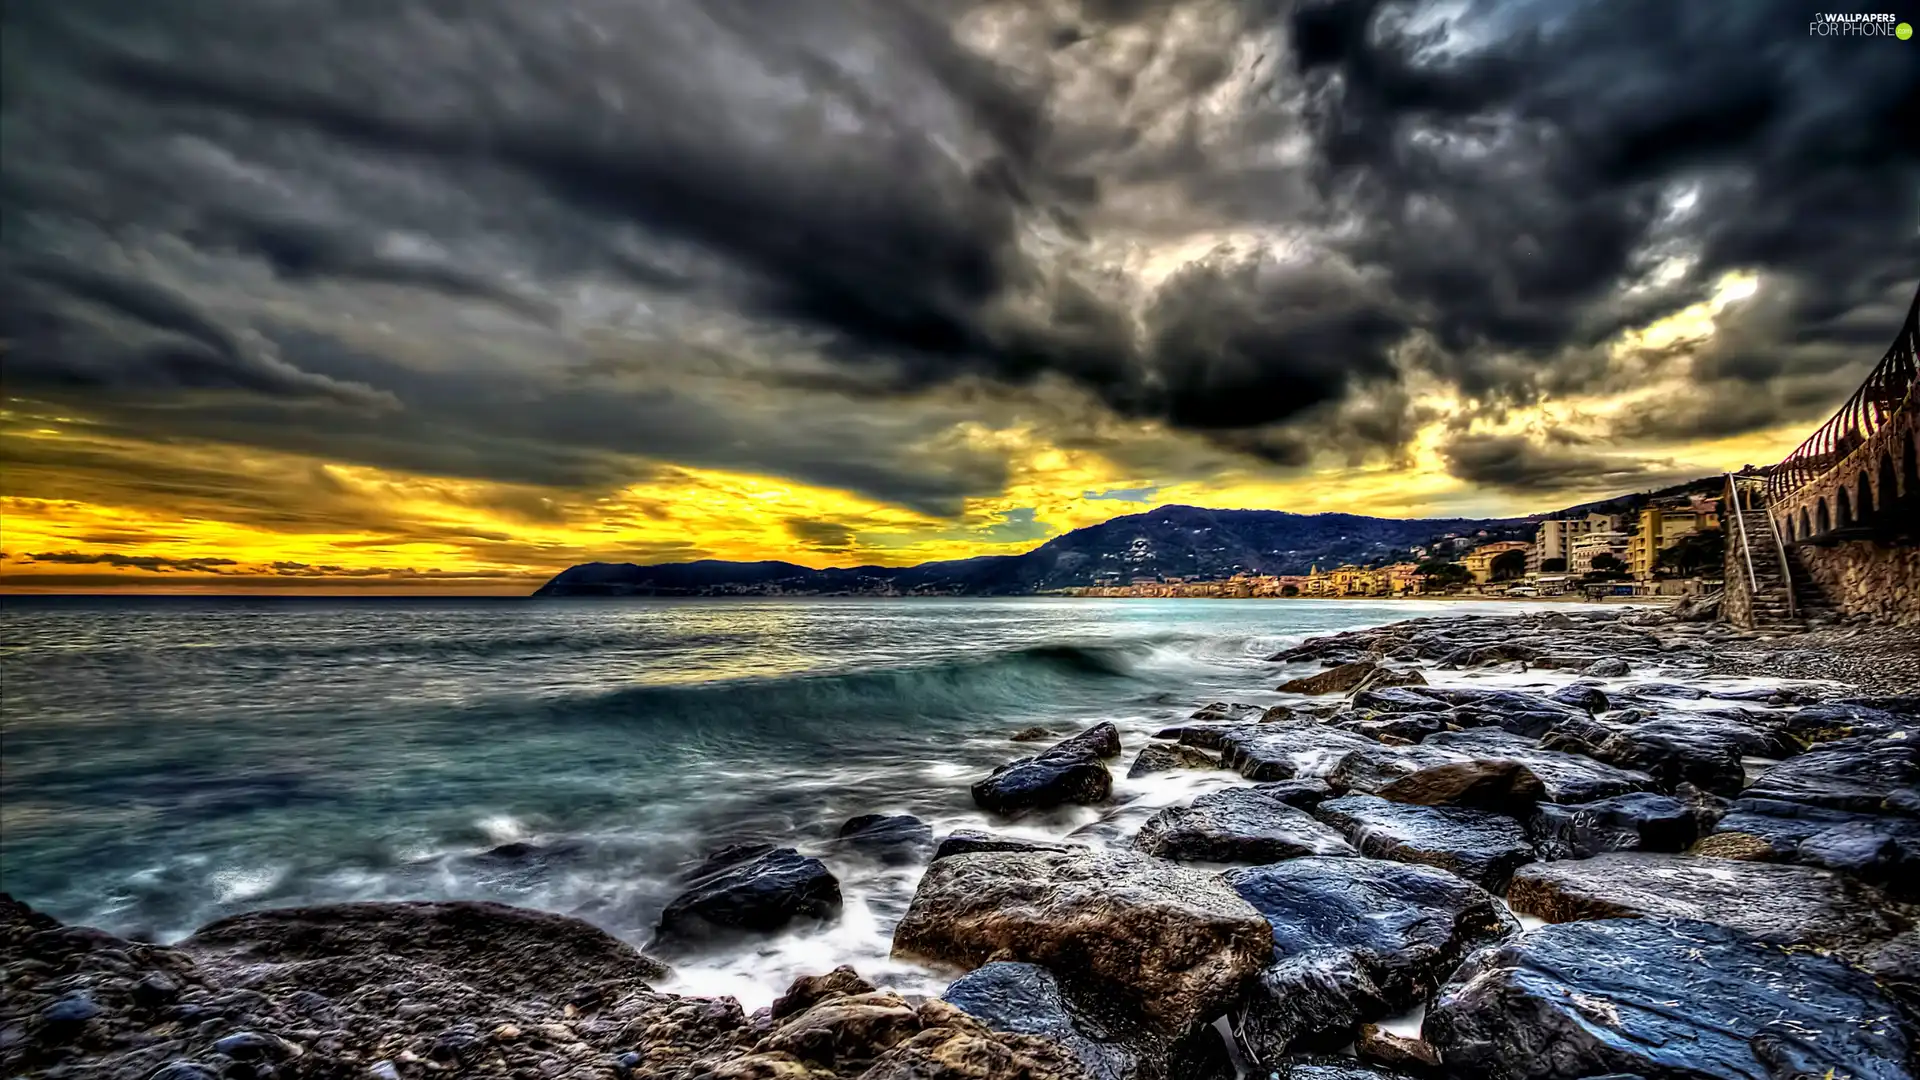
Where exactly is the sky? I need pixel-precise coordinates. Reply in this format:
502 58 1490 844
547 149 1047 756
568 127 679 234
2 0 1916 594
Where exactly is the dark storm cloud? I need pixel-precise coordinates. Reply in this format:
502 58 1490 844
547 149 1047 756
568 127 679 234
786 519 859 553
1286 0 1919 420
24 551 240 573
1439 433 1688 494
2 261 396 409
2 0 1914 517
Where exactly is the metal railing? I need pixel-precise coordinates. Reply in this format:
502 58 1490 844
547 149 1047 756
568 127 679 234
1767 286 1920 505
1725 473 1759 598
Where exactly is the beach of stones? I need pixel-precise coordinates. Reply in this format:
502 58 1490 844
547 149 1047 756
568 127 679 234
6 607 1918 1080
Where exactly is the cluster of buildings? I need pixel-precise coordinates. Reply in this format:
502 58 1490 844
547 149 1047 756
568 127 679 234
1065 493 1725 600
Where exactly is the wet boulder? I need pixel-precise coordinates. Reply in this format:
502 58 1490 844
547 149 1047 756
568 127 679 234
1311 795 1535 891
1010 726 1056 742
1779 702 1906 744
1527 791 1722 859
1351 687 1450 714
835 814 935 864
1741 734 1920 815
184 898 673 995
891 848 1272 1035
1375 758 1545 815
1190 701 1268 723
1421 729 1654 804
1278 662 1426 696
1153 723 1258 750
1583 656 1630 677
654 847 842 946
1547 682 1608 714
1506 852 1902 956
1127 743 1221 778
1251 778 1336 809
943 962 1138 1080
1324 743 1463 795
932 830 1083 861
1332 710 1453 744
1591 719 1749 795
1219 723 1381 781
972 723 1121 815
1424 917 1915 1080
1134 787 1358 864
1401 688 1582 739
1224 856 1518 1062
1704 797 1920 895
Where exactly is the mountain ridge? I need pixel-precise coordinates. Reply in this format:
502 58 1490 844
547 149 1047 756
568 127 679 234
533 478 1722 597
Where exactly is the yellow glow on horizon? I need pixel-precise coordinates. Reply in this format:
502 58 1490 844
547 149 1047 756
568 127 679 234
0 267 1863 593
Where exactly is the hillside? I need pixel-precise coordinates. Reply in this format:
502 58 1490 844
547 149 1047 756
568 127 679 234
533 504 1531 597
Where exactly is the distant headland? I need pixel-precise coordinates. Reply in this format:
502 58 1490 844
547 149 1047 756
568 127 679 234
533 479 1725 600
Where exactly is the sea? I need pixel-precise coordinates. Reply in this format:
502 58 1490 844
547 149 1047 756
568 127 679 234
0 595 1654 1007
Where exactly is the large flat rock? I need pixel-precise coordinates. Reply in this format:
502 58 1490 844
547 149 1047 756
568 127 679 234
1506 852 1902 955
891 848 1272 1035
1424 917 1915 1080
1420 728 1654 804
1312 794 1535 891
1219 723 1382 781
1527 791 1722 859
1708 796 1920 895
1741 734 1919 815
1223 856 1518 1062
1134 786 1357 864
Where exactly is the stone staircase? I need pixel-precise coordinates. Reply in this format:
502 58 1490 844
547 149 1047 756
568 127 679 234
1731 505 1804 632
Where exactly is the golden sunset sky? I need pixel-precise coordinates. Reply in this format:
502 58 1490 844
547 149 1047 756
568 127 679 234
4 1 1913 593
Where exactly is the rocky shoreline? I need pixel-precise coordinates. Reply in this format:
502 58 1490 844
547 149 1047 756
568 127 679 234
7 606 1918 1079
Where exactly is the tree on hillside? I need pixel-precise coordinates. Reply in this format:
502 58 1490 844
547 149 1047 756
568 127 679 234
1490 550 1527 582
1540 557 1567 573
1419 559 1471 589
1584 553 1629 582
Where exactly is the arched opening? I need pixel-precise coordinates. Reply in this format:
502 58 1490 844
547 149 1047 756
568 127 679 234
1815 499 1831 535
1836 485 1853 529
1877 454 1898 517
1798 507 1813 541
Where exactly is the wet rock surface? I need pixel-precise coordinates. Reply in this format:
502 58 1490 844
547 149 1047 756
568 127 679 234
1312 794 1535 891
1741 733 1920 814
1 895 1088 1080
834 814 935 864
654 847 843 947
891 848 1272 1035
1224 856 1518 1062
1707 796 1920 894
1418 729 1654 804
1506 851 1905 956
1425 917 1915 1080
1527 791 1722 858
1134 787 1358 863
973 723 1121 816
1126 743 1221 778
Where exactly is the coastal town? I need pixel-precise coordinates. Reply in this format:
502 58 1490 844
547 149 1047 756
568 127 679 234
1064 492 1725 600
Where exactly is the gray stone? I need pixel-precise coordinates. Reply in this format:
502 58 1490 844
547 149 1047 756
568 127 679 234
1134 787 1357 864
1506 852 1902 956
1311 795 1535 891
1425 918 1914 1080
